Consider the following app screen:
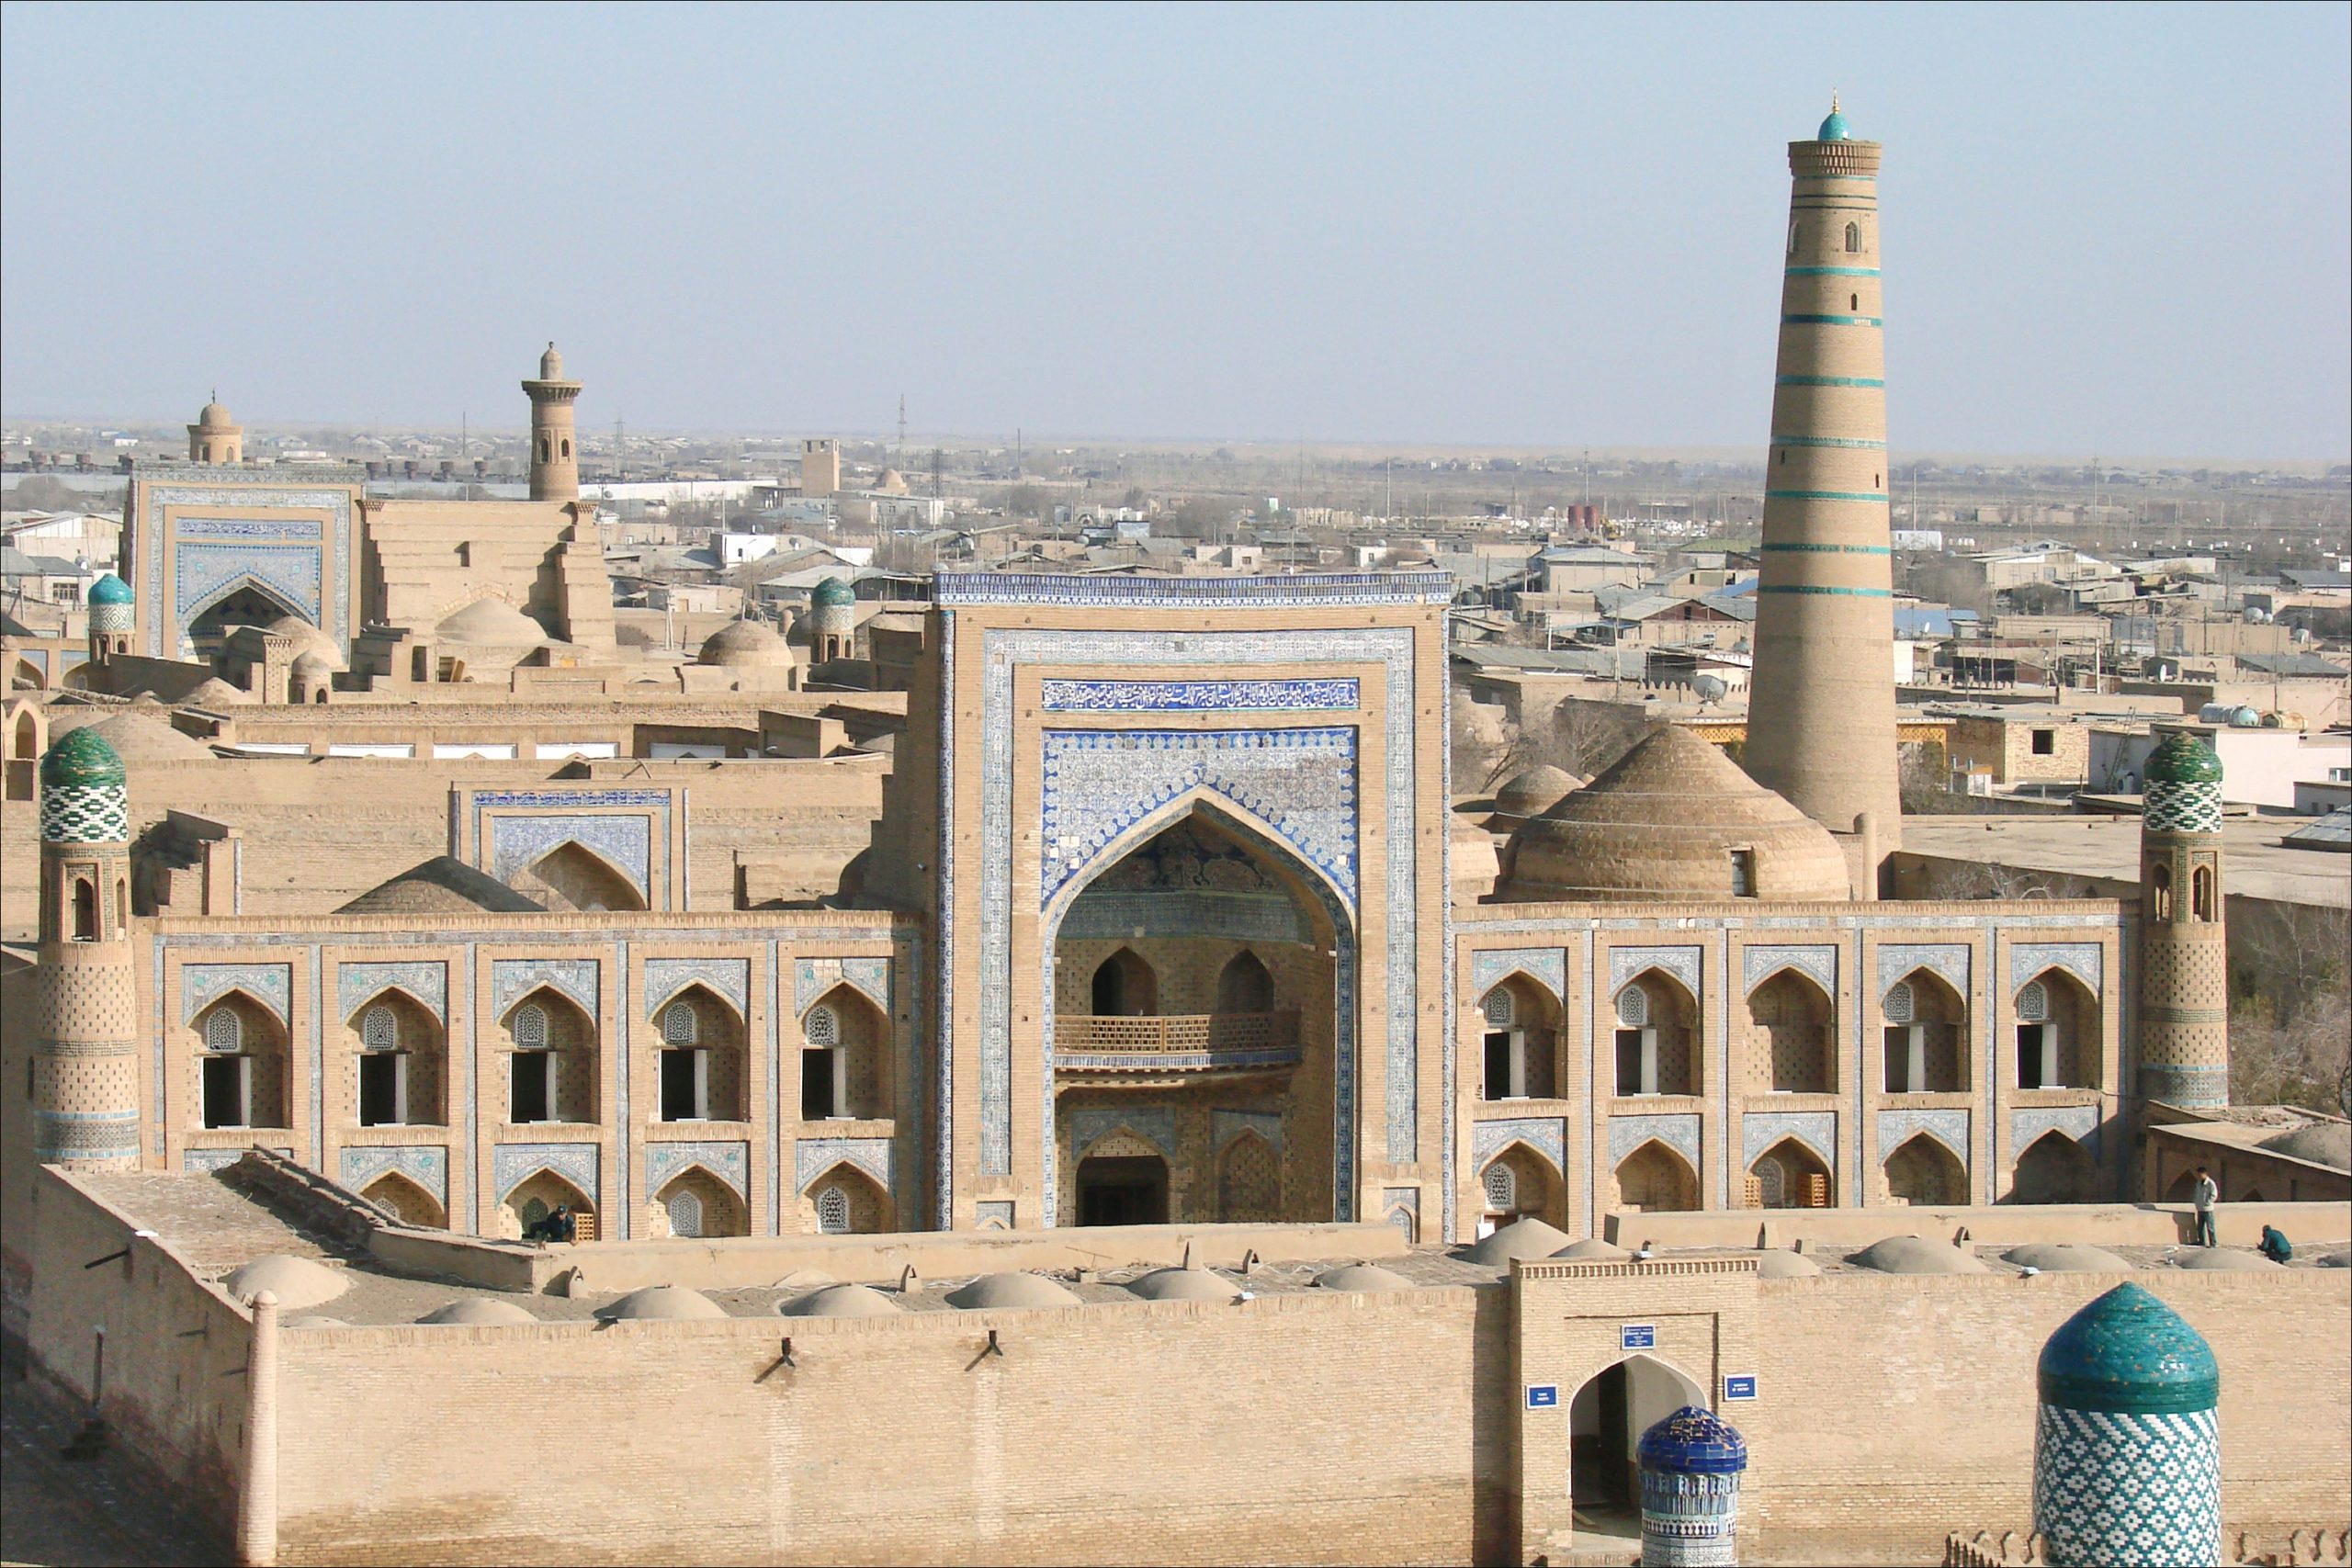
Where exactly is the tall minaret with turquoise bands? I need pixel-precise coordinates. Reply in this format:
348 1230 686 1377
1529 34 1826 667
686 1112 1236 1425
1743 97 1903 887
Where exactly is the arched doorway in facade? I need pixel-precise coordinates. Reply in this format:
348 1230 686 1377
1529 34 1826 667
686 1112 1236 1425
1883 1134 1967 1206
1569 1354 1710 1524
1048 801 1346 1226
2008 1131 2099 1204
514 840 647 913
361 1170 447 1229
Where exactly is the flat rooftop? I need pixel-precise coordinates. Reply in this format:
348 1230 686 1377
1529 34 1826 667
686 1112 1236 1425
1899 813 2352 908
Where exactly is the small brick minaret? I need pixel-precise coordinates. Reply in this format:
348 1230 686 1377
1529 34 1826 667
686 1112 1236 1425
522 342 582 502
32 728 141 1169
2134 726 2230 1111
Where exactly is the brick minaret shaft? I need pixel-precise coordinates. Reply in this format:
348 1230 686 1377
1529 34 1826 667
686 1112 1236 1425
523 342 582 502
1743 99 1903 886
2135 727 2231 1111
32 729 141 1170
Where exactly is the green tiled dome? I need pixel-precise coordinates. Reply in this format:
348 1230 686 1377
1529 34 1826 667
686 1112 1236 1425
810 577 855 609
2038 1282 2219 1415
39 727 127 790
88 573 134 606
2144 730 2222 786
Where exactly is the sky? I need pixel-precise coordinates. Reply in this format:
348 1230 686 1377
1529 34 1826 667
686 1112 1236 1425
3 2 2346 459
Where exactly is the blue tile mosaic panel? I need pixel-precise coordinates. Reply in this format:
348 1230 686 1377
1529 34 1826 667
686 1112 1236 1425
1038 677 1362 713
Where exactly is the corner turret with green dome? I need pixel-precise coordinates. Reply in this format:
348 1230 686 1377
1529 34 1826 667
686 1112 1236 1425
2137 722 2231 1111
85 570 136 658
39 727 130 845
810 577 856 610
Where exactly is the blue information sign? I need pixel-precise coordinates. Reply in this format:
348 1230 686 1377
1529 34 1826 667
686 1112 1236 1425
1621 1324 1656 1350
1525 1384 1560 1409
1724 1374 1758 1401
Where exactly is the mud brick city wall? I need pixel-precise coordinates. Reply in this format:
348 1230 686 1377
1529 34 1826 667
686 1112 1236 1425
269 1286 1513 1567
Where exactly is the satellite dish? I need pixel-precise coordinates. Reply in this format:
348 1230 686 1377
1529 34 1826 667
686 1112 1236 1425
1692 674 1728 706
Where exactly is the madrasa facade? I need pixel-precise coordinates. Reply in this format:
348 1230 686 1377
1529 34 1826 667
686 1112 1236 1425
12 104 2232 1252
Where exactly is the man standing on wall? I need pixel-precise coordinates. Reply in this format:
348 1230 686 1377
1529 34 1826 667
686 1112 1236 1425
2192 1167 2219 1247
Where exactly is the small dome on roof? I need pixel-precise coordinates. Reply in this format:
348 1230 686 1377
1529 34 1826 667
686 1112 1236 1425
781 1283 903 1318
1493 764 1580 818
88 573 134 606
2256 1122 2349 1170
40 727 126 789
1314 1263 1415 1292
255 614 345 669
416 1298 537 1325
1755 1249 1821 1279
185 677 248 706
695 618 798 668
1552 1237 1632 1261
1849 1235 1989 1275
1462 1216 1573 1266
1501 727 1849 902
435 597 549 647
1638 1406 1749 1475
222 1255 348 1311
810 577 856 610
85 710 213 762
2039 1282 2218 1414
198 400 236 428
1817 98 1850 141
1126 1267 1241 1303
290 650 333 676
597 1285 727 1321
2144 729 2223 786
944 1272 1081 1310
335 856 545 916
2169 1249 2281 1272
2004 1243 2134 1273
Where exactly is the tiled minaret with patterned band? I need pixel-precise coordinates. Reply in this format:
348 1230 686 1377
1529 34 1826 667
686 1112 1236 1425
2033 1283 2222 1567
86 571 134 668
1637 1404 1748 1566
32 728 141 1169
2136 727 2230 1110
1743 97 1903 886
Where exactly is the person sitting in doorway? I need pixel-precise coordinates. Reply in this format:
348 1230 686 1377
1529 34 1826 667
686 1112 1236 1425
522 1203 574 1244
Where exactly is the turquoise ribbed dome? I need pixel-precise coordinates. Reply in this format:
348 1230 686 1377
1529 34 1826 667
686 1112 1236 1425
88 573 134 606
2038 1282 2219 1415
40 727 127 790
2144 730 2223 786
1818 102 1851 141
810 577 855 609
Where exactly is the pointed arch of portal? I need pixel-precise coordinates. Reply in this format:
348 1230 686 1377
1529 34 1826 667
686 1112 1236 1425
1040 790 1356 1229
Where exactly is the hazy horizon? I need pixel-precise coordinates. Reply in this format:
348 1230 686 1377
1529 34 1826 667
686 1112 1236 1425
4 2 2346 461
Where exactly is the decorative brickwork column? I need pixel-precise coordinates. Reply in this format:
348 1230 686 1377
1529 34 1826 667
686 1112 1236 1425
239 1289 281 1567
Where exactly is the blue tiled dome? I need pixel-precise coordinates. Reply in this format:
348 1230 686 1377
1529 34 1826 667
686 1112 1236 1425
1637 1405 1749 1475
810 577 855 609
88 573 134 606
2038 1282 2219 1415
1817 100 1851 141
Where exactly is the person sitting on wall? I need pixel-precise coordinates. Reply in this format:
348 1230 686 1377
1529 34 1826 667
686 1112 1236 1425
2257 1224 2292 1265
522 1203 573 1244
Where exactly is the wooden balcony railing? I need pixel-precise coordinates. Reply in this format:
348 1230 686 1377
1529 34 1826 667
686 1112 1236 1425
1057 1011 1301 1071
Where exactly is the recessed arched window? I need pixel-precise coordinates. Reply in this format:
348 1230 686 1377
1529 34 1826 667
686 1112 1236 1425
666 1190 703 1238
1615 986 1649 1029
1850 292 1860 310
2016 981 2049 1023
205 1010 243 1053
2150 862 2173 919
1483 1164 1516 1213
1778 449 1787 466
805 1004 839 1046
1873 472 1882 489
1844 221 1861 253
661 1000 697 1044
72 877 97 941
560 438 571 458
1786 222 1799 255
1481 987 1515 1029
512 1002 548 1049
2191 865 2214 921
361 1004 398 1050
538 435 551 462
817 1186 850 1234
1216 950 1275 1013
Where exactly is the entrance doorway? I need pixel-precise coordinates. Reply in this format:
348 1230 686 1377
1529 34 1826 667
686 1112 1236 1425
1568 1354 1709 1541
1075 1155 1169 1225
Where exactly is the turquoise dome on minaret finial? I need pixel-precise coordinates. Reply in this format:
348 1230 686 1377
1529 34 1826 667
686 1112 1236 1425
1817 93 1850 141
89 573 134 607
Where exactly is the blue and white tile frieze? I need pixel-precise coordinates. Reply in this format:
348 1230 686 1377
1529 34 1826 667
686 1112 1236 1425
1039 728 1360 909
1066 1106 1179 1162
489 959 599 1022
1473 1116 1567 1173
492 1142 599 1203
1607 1112 1702 1171
339 1145 449 1205
175 518 323 541
181 963 293 1026
1742 944 1838 998
936 570 1453 607
794 1136 890 1194
1742 1110 1837 1170
184 1146 291 1173
1211 1108 1285 1156
2009 942 2103 998
1876 1109 1969 1165
2012 1106 2100 1157
1876 944 1971 1006
335 961 448 1023
794 957 890 1018
974 1199 1013 1230
648 1139 750 1200
1471 947 1567 1006
1608 945 1703 1002
644 958 751 1019
1038 677 1363 713
488 813 652 897
141 481 354 658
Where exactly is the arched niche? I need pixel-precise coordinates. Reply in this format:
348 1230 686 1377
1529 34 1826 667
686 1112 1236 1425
1749 1135 1833 1209
798 982 889 1122
1215 1129 1281 1222
1749 968 1835 1094
650 983 748 1122
651 1165 747 1238
345 988 447 1128
1609 1137 1698 1214
1477 973 1562 1100
1477 1141 1564 1232
1882 968 1967 1094
513 840 647 914
2007 1131 2098 1204
1569 1353 1710 1521
190 989 292 1132
503 987 598 1125
1610 968 1700 1098
1883 1133 1967 1207
797 1161 891 1235
1091 948 1158 1017
2013 968 2101 1090
361 1170 447 1229
502 1168 594 1241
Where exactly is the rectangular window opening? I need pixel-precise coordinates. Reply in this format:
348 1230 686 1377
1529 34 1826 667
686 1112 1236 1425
201 1055 246 1130
660 1048 700 1122
2030 729 2055 756
801 1047 837 1120
359 1053 404 1127
1728 848 1756 897
512 1051 551 1123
